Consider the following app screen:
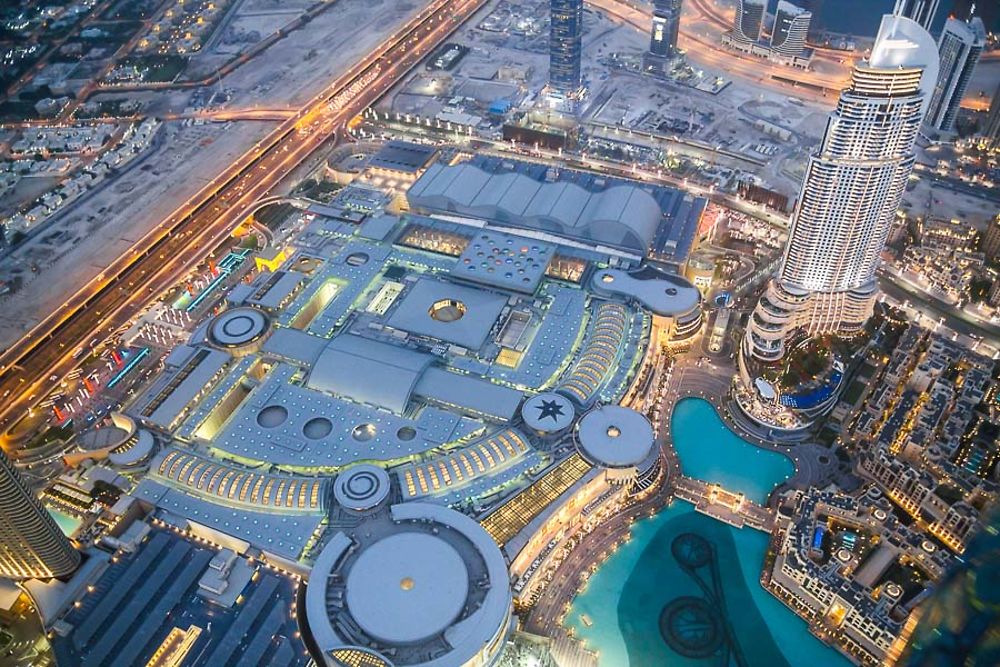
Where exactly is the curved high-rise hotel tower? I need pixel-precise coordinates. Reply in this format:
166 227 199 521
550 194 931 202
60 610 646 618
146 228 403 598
0 450 80 579
893 0 939 31
771 1 811 58
926 16 986 133
734 0 766 43
744 14 938 364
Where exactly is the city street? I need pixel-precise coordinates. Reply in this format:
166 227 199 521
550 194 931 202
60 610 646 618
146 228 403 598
0 0 490 443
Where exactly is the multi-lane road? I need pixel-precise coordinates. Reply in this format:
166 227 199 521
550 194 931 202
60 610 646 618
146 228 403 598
590 0 852 100
0 0 487 441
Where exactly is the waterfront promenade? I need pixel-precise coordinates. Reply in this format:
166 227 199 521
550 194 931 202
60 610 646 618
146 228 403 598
523 338 831 648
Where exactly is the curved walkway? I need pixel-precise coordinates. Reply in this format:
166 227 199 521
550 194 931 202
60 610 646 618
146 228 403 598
662 355 841 505
523 347 842 646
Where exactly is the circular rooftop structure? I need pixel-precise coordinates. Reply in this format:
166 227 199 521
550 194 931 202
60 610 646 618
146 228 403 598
108 429 155 467
346 533 469 645
576 405 656 469
333 464 390 513
74 413 155 467
77 424 131 452
306 503 511 667
521 392 575 434
209 307 269 349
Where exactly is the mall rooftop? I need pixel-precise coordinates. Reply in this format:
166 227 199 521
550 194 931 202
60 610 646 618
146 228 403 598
407 154 705 260
122 174 701 566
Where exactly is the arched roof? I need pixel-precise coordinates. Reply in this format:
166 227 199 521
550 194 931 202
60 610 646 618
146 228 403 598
307 335 433 414
408 162 663 253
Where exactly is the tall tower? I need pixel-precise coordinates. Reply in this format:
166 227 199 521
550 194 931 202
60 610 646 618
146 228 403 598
982 214 1000 264
926 17 986 132
893 0 940 30
0 450 80 579
771 1 812 57
549 0 583 94
734 0 766 43
650 0 682 58
744 14 938 362
985 84 1000 149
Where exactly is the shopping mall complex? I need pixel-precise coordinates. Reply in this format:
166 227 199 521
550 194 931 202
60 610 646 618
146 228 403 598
100 148 706 665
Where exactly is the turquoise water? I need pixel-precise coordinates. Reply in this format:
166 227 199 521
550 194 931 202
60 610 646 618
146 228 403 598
46 506 82 537
566 501 851 666
670 398 794 505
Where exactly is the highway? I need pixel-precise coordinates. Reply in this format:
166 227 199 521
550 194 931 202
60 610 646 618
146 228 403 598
0 0 487 440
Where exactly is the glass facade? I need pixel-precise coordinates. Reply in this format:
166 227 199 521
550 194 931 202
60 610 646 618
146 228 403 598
649 0 681 57
549 0 583 93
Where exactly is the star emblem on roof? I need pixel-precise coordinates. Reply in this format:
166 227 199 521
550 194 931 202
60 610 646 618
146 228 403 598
535 399 566 422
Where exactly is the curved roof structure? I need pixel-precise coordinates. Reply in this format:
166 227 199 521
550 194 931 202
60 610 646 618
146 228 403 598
151 448 327 513
209 307 269 348
397 428 532 500
576 405 656 469
869 14 940 116
333 464 390 512
557 302 628 405
590 267 701 318
108 429 154 467
307 503 511 667
346 533 469 644
521 392 575 433
408 161 663 253
307 334 434 414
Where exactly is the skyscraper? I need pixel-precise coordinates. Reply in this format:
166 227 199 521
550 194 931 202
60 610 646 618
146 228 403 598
771 1 812 58
982 214 1000 264
744 14 938 362
650 0 682 58
0 450 80 579
550 0 583 94
985 84 1000 149
734 0 766 43
893 0 940 30
926 17 986 132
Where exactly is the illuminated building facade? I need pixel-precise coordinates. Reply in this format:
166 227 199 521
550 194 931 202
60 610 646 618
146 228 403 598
734 0 766 43
744 14 939 363
926 16 986 132
893 0 939 30
549 0 583 94
0 449 80 579
770 1 811 58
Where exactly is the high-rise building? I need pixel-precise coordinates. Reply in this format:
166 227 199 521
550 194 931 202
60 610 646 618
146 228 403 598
771 1 812 58
798 0 824 41
984 84 1000 149
893 0 940 30
744 14 938 362
982 214 1000 264
0 450 80 579
926 17 986 132
734 0 766 43
649 0 682 58
549 0 583 94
